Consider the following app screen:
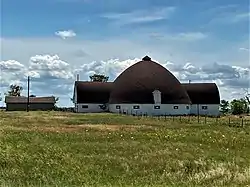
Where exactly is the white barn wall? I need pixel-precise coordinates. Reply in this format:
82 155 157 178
190 104 220 116
109 104 190 116
74 103 220 116
75 103 109 113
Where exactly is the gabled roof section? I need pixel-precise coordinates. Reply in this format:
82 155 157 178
182 83 220 104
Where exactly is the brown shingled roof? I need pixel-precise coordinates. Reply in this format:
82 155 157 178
75 81 113 103
109 56 191 104
5 96 56 104
182 83 220 104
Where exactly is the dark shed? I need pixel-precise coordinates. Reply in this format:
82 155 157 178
5 96 56 111
109 56 191 104
182 83 220 104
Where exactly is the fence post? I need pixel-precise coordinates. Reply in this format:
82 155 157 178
229 117 230 125
205 115 207 124
241 118 244 127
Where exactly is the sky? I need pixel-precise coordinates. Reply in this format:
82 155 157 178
0 0 249 107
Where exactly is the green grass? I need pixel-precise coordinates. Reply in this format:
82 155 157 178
0 111 250 187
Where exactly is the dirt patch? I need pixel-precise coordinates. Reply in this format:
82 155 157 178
23 115 70 119
2 124 155 133
78 124 144 131
37 124 152 133
51 116 70 119
35 126 81 133
2 126 35 132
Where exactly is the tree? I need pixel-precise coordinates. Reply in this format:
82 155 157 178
230 98 248 115
89 74 109 82
220 100 230 114
246 96 250 104
51 96 59 110
51 96 59 103
245 96 250 114
5 84 23 96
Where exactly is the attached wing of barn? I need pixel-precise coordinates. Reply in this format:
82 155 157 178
73 81 113 104
182 83 220 104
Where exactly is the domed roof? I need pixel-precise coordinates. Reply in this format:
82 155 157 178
109 56 191 104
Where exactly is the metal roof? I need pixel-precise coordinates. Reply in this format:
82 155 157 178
5 96 56 104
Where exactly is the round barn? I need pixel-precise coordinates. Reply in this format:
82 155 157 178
72 56 220 116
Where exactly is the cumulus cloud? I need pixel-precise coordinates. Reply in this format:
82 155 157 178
28 54 74 80
0 60 27 88
55 30 76 39
0 60 25 71
75 58 140 79
1 55 249 106
0 55 75 104
164 61 249 89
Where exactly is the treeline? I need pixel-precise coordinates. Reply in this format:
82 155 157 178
220 97 249 115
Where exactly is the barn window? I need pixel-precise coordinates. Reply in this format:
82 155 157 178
82 105 88 108
154 106 160 109
133 105 140 109
116 105 121 109
202 106 208 110
186 106 190 109
173 106 178 109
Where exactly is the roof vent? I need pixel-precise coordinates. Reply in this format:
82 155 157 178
142 56 151 61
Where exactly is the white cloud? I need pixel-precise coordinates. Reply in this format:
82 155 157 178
174 32 207 41
239 47 250 52
0 55 75 105
164 61 250 89
55 30 76 39
208 11 250 25
0 60 25 71
1 55 249 106
27 54 74 80
0 35 248 106
101 6 176 25
75 58 141 79
29 54 70 71
150 32 208 42
232 12 250 22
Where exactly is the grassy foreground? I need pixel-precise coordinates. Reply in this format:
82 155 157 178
0 111 250 187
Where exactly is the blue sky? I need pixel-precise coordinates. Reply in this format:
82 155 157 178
2 0 249 39
0 0 249 107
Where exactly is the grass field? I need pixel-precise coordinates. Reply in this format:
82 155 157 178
0 111 250 187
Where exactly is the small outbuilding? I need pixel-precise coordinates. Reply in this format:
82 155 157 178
5 96 56 111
